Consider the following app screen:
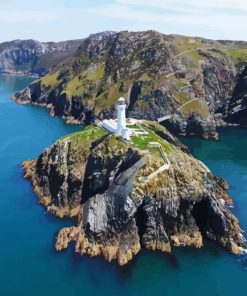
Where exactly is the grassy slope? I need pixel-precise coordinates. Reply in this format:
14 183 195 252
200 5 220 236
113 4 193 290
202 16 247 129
59 122 174 159
60 125 108 144
179 100 210 118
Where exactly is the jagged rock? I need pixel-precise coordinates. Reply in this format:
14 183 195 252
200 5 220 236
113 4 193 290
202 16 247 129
227 66 247 125
13 31 247 139
22 123 245 265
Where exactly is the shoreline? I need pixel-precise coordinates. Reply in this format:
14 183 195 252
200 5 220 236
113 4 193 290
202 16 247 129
0 72 40 78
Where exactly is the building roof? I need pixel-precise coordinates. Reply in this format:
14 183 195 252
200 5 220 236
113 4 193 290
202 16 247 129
118 97 125 102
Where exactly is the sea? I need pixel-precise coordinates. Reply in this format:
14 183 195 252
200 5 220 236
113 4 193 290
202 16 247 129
0 75 246 296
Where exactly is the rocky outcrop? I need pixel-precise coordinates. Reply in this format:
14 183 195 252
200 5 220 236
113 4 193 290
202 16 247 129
22 123 245 265
13 31 247 138
227 65 247 125
0 39 83 76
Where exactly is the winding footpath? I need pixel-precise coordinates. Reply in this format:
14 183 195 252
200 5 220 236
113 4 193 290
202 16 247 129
158 46 212 123
157 98 200 123
139 142 170 183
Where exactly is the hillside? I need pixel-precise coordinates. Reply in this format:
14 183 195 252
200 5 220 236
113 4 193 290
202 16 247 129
22 122 245 265
13 30 247 139
0 39 83 76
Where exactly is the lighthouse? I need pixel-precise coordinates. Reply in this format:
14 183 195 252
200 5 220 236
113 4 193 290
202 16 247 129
101 97 131 140
117 97 127 134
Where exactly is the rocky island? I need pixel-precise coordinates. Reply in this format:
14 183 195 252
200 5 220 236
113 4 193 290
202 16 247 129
6 30 245 265
22 121 245 265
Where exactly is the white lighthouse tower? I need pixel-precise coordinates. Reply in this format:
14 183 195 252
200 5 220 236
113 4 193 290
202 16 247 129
101 97 130 140
117 97 127 134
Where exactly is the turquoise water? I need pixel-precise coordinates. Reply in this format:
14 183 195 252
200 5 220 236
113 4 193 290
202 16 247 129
0 75 246 296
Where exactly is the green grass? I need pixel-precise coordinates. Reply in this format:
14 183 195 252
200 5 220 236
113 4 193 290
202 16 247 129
226 48 247 63
126 124 141 129
63 75 86 97
174 91 191 105
139 73 151 81
142 121 168 133
41 72 60 90
184 50 203 67
60 125 108 144
175 81 189 88
173 36 204 53
131 129 172 154
173 35 205 52
85 64 105 82
94 82 129 114
179 99 210 118
171 36 205 70
62 64 106 98
60 122 172 159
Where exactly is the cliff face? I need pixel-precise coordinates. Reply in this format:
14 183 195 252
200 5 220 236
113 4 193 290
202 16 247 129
0 39 83 76
13 31 247 138
227 66 247 125
22 123 245 265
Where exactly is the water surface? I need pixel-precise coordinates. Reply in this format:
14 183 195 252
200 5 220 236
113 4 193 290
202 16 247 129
0 75 246 296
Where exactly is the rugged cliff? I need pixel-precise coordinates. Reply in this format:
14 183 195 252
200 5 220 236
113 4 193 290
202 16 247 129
22 122 245 265
0 39 83 76
227 66 247 125
13 31 247 138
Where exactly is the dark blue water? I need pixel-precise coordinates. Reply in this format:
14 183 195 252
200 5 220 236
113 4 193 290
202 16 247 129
0 75 246 296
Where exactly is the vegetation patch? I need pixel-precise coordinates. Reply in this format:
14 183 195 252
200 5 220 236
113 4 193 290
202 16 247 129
182 50 203 70
175 81 189 88
131 127 173 155
139 73 151 81
142 120 168 133
60 125 108 145
41 72 60 90
179 99 210 118
173 91 191 105
126 124 141 129
172 36 204 53
63 75 86 97
94 83 125 114
226 48 247 64
85 64 105 82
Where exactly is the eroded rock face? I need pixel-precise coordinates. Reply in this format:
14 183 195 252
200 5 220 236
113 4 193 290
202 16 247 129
0 39 83 76
13 31 247 138
227 65 247 125
22 124 245 265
